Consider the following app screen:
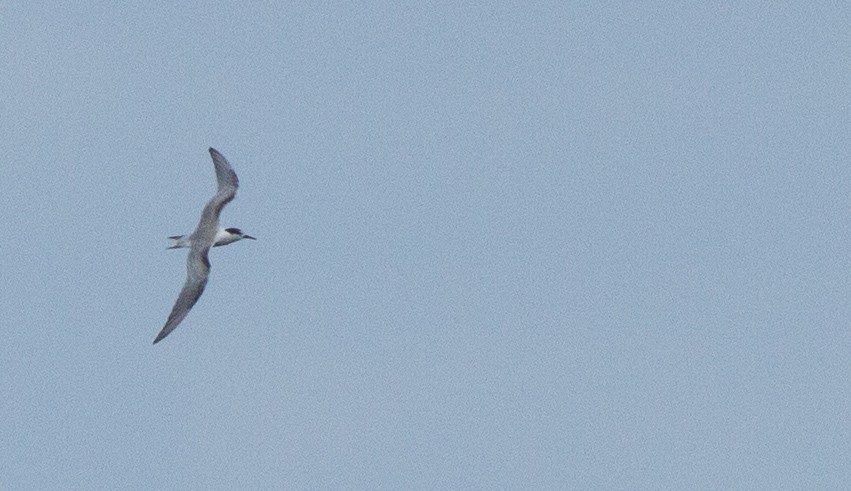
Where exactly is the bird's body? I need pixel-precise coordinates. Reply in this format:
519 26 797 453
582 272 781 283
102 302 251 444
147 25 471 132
153 148 255 344
168 227 254 249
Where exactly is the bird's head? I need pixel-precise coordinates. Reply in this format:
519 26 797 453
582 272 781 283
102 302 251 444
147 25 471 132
225 227 256 241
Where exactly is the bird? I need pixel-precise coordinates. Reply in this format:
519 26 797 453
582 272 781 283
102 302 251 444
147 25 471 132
153 147 255 344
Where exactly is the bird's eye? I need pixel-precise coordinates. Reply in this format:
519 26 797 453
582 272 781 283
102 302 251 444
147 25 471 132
225 227 241 234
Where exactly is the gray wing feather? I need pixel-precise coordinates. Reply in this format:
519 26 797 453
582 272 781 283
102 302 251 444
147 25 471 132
190 148 239 247
209 147 238 193
153 248 211 344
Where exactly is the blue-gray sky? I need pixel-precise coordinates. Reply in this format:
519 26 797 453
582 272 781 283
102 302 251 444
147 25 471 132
2 2 849 489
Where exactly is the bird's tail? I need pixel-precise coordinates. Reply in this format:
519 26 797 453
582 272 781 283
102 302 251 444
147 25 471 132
167 235 190 249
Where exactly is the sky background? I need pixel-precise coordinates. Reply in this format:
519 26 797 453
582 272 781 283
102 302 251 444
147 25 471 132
1 2 849 489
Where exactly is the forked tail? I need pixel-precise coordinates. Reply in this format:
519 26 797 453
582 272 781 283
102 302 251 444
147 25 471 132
167 235 190 249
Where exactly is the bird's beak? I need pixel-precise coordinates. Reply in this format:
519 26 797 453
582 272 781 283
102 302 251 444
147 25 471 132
244 235 256 240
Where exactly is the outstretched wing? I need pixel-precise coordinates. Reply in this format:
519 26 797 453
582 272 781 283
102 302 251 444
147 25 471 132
209 147 238 193
194 148 239 238
153 247 211 344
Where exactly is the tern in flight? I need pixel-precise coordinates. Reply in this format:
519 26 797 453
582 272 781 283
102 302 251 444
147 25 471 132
153 147 255 344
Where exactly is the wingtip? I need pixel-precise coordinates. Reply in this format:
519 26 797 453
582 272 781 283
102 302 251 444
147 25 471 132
152 329 169 344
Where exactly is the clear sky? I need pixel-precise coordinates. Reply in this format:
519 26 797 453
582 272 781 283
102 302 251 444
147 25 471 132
1 2 849 489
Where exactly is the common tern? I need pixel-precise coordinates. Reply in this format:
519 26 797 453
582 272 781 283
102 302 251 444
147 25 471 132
153 147 255 344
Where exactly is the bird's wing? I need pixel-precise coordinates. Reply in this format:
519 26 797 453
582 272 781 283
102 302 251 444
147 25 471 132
153 247 211 344
193 148 239 242
209 147 239 193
